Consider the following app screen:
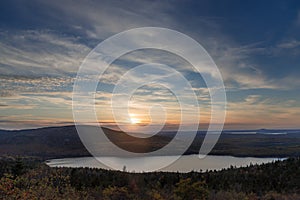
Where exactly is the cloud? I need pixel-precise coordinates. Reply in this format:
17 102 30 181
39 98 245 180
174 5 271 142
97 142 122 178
0 75 75 96
0 30 91 77
34 0 176 38
0 90 15 97
209 43 276 90
0 118 74 130
277 40 300 49
1 0 300 129
1 0 291 92
226 94 300 127
0 91 75 129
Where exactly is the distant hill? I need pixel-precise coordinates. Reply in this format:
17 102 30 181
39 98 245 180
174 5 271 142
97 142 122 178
1 126 300 159
0 126 89 159
0 125 172 159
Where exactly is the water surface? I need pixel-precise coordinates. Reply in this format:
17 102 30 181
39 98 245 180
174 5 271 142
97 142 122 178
46 155 283 173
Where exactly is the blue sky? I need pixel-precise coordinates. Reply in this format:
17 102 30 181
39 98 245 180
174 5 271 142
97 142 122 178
0 0 300 130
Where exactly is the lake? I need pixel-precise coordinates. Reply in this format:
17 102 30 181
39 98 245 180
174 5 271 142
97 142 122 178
46 155 284 173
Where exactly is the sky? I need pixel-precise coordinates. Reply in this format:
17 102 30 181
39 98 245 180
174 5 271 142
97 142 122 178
0 0 300 130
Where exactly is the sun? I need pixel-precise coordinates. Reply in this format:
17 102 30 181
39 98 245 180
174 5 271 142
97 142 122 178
129 114 141 124
130 117 140 124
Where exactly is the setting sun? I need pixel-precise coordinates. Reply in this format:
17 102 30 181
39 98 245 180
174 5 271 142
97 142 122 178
129 114 141 124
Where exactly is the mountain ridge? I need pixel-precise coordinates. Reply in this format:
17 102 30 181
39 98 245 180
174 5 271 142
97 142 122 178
1 125 300 159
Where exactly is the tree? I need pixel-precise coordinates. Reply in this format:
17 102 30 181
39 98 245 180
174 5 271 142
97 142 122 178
12 158 24 178
102 186 130 200
174 178 209 200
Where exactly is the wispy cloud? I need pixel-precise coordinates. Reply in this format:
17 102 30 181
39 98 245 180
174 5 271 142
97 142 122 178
277 40 300 49
34 0 176 38
0 30 90 77
226 94 300 128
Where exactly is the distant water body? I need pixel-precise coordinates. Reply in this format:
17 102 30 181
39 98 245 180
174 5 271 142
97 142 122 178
46 155 284 173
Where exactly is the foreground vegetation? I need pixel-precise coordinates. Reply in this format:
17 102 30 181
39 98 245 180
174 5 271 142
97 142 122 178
0 156 300 199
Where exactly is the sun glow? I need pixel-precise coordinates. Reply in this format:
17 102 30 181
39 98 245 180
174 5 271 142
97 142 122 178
129 114 141 124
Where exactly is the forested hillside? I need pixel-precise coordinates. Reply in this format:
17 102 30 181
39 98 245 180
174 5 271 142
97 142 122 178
1 126 300 158
0 157 299 199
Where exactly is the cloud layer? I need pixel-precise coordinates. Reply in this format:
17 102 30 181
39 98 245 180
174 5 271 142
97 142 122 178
1 0 300 129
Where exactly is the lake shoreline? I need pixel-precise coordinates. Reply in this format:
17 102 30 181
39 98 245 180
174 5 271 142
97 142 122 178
46 154 285 173
42 152 289 161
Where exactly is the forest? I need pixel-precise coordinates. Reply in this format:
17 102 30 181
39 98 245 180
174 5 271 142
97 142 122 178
1 126 300 159
0 156 300 200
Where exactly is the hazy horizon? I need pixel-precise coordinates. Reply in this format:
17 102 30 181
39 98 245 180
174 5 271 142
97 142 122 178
1 123 300 132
